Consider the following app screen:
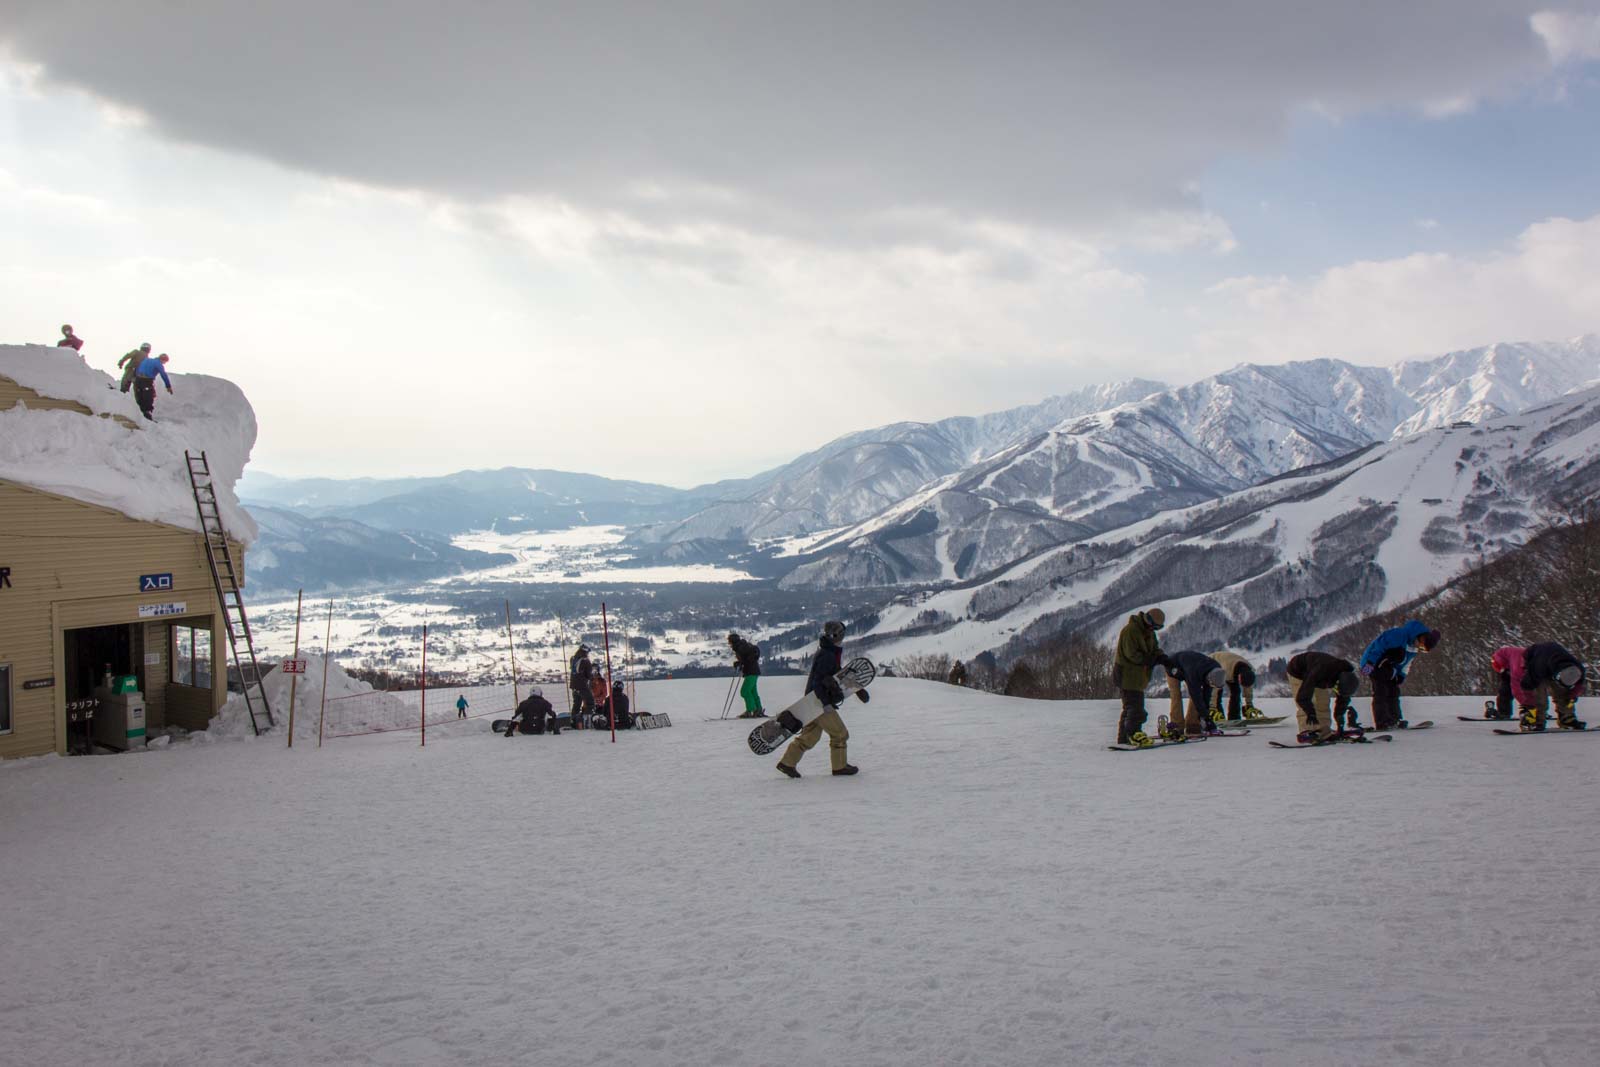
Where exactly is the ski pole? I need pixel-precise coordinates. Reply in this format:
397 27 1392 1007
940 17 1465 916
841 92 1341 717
721 672 739 719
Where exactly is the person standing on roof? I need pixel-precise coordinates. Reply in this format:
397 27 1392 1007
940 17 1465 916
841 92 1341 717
118 342 151 393
57 324 83 352
727 632 765 718
132 352 173 421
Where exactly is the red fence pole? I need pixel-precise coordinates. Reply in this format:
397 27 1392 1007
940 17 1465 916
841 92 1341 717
602 602 615 743
421 623 428 748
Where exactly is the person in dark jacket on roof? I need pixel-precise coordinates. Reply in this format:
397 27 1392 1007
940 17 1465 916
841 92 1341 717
727 632 765 718
118 342 150 393
57 324 83 352
132 353 173 421
1113 608 1169 747
1287 651 1359 744
776 620 863 778
1515 642 1588 731
1359 620 1440 730
1164 650 1226 738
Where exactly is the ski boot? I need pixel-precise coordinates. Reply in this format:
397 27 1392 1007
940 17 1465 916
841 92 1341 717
833 764 859 776
1124 731 1154 748
1519 707 1546 732
776 761 801 778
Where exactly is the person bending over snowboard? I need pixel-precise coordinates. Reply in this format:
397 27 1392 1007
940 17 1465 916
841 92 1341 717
1286 651 1359 743
1359 620 1440 730
1113 607 1170 748
776 620 863 778
1208 651 1260 722
1493 643 1589 731
1164 651 1227 738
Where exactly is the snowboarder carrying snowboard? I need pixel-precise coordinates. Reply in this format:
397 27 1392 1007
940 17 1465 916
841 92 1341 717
1113 608 1169 748
1164 651 1227 738
1208 651 1260 722
727 632 765 718
1493 643 1588 731
1286 651 1359 743
1359 620 1439 730
776 621 863 778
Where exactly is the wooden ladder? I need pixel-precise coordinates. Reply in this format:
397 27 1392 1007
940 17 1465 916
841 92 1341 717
185 450 273 734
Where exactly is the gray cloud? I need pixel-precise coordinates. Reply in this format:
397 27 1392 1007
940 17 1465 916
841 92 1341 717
2 1 1590 249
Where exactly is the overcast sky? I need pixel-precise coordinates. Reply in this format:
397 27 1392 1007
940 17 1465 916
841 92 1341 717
4 2 1599 485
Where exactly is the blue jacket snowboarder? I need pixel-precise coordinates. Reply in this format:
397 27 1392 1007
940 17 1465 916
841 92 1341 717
1359 620 1440 730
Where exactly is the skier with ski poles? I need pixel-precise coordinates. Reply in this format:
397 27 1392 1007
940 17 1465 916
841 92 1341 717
727 632 765 718
1113 607 1169 748
1286 651 1360 744
1359 620 1440 730
1492 643 1589 731
1163 650 1227 739
1208 651 1261 723
776 620 862 778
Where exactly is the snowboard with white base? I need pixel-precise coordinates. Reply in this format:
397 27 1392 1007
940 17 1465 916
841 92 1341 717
748 658 875 756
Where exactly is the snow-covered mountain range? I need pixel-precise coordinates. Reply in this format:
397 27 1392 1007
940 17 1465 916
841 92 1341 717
855 379 1600 663
777 336 1600 589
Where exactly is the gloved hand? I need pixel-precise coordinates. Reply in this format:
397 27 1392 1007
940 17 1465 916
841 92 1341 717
1359 663 1374 677
166 387 174 395
856 689 870 704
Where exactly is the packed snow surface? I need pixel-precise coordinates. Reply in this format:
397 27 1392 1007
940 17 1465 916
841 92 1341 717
0 343 257 541
4 681 1597 1066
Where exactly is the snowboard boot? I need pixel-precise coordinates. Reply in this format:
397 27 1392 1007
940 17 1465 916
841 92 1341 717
1557 704 1586 730
1484 699 1510 721
833 764 859 776
1157 716 1185 742
1296 729 1325 745
1124 731 1154 748
776 761 801 779
1209 706 1225 724
1395 719 1410 730
1242 705 1264 720
1203 719 1224 736
1519 707 1546 732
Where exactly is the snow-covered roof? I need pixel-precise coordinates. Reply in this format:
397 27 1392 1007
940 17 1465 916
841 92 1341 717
0 343 258 543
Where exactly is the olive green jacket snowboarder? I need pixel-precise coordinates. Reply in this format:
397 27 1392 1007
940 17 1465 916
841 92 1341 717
1114 613 1164 690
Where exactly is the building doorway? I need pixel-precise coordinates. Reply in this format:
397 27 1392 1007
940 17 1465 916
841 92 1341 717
63 623 135 703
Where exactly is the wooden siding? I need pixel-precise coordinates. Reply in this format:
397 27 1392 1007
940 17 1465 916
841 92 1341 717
0 374 140 429
0 479 243 758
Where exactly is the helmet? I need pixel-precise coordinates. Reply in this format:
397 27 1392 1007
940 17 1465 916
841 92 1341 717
528 686 543 698
1557 665 1583 689
613 680 625 690
1205 667 1225 689
140 342 151 351
822 620 846 642
1145 608 1166 629
576 645 589 655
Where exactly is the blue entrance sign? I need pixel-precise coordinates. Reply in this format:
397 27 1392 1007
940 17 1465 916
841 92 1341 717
139 573 174 593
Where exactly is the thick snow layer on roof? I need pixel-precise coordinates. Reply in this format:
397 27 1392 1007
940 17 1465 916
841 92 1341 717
0 344 258 543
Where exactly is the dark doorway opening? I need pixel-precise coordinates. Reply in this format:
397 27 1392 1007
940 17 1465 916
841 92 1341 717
64 624 135 703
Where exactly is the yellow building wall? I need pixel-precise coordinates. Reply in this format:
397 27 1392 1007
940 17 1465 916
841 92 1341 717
0 374 140 429
0 479 242 758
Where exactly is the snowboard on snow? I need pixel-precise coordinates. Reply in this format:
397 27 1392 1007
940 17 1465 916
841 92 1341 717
748 658 875 756
1268 733 1394 749
1359 720 1434 731
1492 726 1593 737
1458 716 1515 722
1107 737 1208 751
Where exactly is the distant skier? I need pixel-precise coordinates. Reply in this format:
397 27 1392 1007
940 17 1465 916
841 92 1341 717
456 694 468 719
1113 608 1169 748
504 688 558 737
1359 620 1440 730
132 353 173 421
1208 651 1259 722
57 324 83 352
727 632 765 718
117 342 151 393
776 620 863 778
948 660 969 687
1286 651 1359 743
1493 643 1588 731
569 646 594 725
1164 651 1226 738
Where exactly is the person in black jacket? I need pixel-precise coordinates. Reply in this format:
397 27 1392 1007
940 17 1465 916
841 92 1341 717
504 688 558 737
609 681 634 728
727 632 765 718
1286 651 1359 743
1519 642 1588 731
569 646 595 726
1164 651 1226 738
777 620 864 778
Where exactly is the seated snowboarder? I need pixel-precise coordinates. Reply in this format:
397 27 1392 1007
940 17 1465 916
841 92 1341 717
727 632 765 718
1286 651 1359 743
1359 620 1440 730
1505 642 1588 731
505 688 558 737
776 620 863 778
610 681 633 729
1113 608 1169 748
1164 651 1227 738
1208 651 1259 722
57 324 83 351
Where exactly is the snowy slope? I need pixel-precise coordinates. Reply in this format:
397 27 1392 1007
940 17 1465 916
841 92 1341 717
0 343 258 541
3 681 1597 1066
634 378 1166 543
858 383 1600 663
784 335 1600 589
